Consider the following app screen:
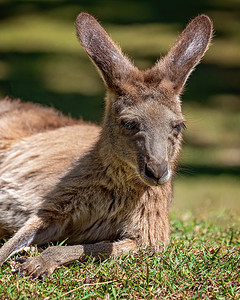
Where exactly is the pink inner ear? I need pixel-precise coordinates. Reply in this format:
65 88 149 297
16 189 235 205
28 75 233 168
176 31 208 67
175 25 209 68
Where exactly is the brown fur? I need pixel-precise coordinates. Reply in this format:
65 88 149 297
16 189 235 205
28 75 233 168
0 13 212 278
0 98 82 150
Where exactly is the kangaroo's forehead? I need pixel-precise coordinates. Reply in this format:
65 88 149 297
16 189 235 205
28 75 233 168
118 99 183 124
117 79 182 114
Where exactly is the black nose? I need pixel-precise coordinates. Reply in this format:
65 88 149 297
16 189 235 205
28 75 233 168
144 162 168 181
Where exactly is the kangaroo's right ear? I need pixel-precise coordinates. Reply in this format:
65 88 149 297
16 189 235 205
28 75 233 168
76 13 135 89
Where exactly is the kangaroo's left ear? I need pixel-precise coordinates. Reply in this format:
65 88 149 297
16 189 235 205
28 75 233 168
155 15 213 93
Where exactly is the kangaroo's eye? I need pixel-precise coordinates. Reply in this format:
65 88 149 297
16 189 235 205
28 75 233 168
121 119 139 130
173 122 186 132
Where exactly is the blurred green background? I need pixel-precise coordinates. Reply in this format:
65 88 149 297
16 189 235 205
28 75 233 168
0 0 239 223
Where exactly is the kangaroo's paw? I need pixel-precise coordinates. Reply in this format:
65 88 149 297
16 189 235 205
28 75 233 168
17 256 57 279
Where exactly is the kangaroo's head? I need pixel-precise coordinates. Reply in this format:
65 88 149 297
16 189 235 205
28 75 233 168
76 13 212 186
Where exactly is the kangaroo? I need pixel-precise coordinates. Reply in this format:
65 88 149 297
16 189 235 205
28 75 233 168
0 13 212 278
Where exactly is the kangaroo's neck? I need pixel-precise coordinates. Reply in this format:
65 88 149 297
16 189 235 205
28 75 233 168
92 133 145 192
93 130 172 248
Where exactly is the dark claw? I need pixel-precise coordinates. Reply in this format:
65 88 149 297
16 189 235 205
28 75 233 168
15 256 28 264
31 271 47 281
13 265 28 276
31 272 39 280
14 266 28 277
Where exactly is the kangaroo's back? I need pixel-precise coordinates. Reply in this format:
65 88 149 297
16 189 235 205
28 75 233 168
0 98 84 150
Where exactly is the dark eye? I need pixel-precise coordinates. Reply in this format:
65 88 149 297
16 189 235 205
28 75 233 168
121 119 139 130
173 123 186 132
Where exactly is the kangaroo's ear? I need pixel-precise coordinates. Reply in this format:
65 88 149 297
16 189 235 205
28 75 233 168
76 13 135 89
156 15 213 93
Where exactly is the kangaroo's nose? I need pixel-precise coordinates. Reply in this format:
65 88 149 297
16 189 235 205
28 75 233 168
144 161 168 182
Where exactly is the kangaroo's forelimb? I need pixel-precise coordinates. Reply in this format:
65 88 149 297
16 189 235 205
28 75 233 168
17 239 137 279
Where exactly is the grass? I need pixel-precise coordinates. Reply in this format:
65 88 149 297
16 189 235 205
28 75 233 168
173 176 240 220
0 217 239 299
